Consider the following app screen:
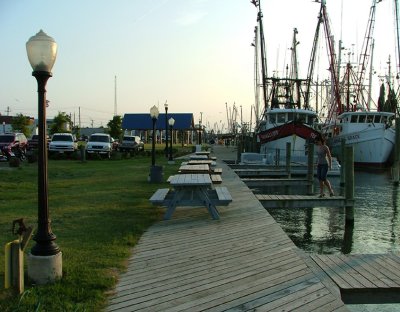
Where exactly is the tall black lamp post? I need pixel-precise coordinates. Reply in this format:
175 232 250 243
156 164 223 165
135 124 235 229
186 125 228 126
149 105 162 182
168 117 175 163
164 102 168 157
26 30 62 284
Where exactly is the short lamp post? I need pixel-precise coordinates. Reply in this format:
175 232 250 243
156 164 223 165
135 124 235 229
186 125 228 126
164 102 168 157
198 120 202 145
168 117 175 163
26 29 62 284
150 105 159 166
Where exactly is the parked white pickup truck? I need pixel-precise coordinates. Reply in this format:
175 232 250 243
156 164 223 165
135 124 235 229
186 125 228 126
49 133 78 154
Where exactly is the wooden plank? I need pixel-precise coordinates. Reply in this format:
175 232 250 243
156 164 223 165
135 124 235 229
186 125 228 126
212 168 223 174
337 255 386 289
327 255 374 289
215 187 232 202
311 255 353 289
149 188 170 204
211 174 222 184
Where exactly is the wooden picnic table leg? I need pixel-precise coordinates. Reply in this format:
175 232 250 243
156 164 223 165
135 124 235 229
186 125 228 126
196 188 220 220
164 190 184 220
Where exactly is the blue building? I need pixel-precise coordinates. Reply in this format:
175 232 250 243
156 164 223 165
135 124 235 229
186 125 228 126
122 113 198 144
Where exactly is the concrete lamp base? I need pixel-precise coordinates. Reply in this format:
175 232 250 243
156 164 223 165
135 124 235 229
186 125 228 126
27 252 62 284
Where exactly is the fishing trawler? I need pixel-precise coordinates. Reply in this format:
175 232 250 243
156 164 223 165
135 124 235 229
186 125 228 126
320 0 397 167
252 1 320 163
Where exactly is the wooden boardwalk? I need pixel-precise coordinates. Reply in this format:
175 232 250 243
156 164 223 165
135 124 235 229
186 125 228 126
310 254 400 304
256 194 348 208
107 146 348 311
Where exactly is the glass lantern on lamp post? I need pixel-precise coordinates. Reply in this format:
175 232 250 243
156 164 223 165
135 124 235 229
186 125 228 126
168 117 175 163
26 29 62 284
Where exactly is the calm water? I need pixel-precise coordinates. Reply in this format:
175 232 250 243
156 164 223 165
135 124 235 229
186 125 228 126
255 170 400 255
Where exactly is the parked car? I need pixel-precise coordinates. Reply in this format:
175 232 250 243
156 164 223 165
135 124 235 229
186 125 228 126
48 133 78 154
27 134 39 150
118 135 144 152
86 133 113 158
27 134 51 150
0 132 28 160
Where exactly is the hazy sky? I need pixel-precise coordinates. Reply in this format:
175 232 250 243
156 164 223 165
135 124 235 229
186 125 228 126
0 0 398 130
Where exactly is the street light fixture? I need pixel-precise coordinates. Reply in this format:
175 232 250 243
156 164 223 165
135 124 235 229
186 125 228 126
168 117 175 163
164 102 168 158
26 29 62 284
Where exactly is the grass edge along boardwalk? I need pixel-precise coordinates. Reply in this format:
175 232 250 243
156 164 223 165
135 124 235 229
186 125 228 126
107 146 348 311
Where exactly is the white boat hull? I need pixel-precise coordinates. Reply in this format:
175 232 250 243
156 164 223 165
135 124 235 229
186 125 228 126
329 125 395 166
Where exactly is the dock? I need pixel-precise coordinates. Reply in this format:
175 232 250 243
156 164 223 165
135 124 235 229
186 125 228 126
107 146 394 311
256 194 347 208
309 253 400 304
107 146 348 311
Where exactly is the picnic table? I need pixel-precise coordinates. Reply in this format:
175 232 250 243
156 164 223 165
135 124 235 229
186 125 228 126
189 155 209 160
149 174 232 220
179 164 210 173
195 151 210 156
188 159 215 166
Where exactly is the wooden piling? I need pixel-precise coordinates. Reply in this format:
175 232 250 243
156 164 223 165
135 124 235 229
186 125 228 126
340 138 345 187
307 143 314 195
286 142 291 178
344 145 354 223
392 118 400 185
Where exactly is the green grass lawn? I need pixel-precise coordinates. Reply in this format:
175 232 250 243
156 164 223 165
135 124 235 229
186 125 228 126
0 145 191 311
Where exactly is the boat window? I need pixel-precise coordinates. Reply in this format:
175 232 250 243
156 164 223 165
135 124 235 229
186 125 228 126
277 113 286 123
287 113 294 121
351 115 358 122
297 114 306 123
374 115 381 123
366 116 373 123
358 115 366 123
308 116 314 125
269 114 276 123
382 116 387 123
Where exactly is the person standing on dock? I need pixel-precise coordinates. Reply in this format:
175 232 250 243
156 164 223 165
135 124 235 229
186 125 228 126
315 135 334 197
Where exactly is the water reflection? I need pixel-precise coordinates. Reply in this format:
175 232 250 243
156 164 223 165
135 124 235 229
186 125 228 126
254 170 400 255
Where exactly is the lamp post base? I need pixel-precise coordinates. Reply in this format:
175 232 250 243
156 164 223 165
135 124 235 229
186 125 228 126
149 165 163 183
27 251 62 284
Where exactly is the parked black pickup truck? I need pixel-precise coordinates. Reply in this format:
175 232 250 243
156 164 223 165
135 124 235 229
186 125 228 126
27 135 39 150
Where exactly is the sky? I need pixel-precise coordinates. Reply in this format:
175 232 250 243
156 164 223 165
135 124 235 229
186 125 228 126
0 0 398 132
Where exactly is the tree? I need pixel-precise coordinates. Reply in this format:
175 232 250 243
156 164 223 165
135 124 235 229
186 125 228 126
11 113 32 137
50 112 72 134
107 115 123 139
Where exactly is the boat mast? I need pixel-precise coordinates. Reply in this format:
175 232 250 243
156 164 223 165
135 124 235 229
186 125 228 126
251 0 268 111
305 5 323 109
354 0 378 111
253 26 260 126
320 0 342 121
